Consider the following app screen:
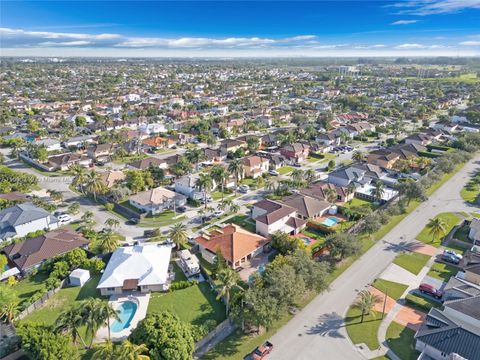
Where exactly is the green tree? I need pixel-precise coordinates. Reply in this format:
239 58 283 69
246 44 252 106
186 148 204 171
55 305 87 347
0 283 20 323
68 202 80 215
353 290 381 323
216 268 242 315
129 311 194 360
210 165 227 201
271 231 303 255
370 181 385 202
126 170 147 193
196 173 214 209
228 159 243 194
427 217 447 243
168 222 188 249
0 254 7 275
69 164 88 193
95 228 120 254
85 170 105 201
324 233 361 260
104 218 120 229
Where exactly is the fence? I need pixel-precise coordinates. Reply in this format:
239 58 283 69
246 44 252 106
194 318 236 357
16 278 67 320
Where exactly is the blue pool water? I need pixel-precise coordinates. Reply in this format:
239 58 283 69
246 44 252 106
111 301 137 333
321 217 339 227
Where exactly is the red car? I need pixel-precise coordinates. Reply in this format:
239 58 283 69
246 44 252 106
419 283 442 299
246 341 273 360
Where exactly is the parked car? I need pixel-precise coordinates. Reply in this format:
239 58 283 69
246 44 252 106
419 283 443 299
268 170 279 176
292 163 302 168
128 217 140 225
213 210 224 217
245 341 273 360
176 206 187 213
444 249 462 260
57 214 72 224
238 184 249 193
441 252 460 265
200 196 213 204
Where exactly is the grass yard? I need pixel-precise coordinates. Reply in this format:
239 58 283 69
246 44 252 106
416 212 461 247
13 272 49 305
140 210 186 227
211 191 235 201
460 187 478 204
277 166 294 175
240 178 256 187
224 214 256 233
342 198 376 210
345 305 383 350
386 322 419 360
372 279 409 301
454 223 471 243
393 252 431 275
147 282 226 326
405 293 441 313
427 262 459 282
172 262 188 282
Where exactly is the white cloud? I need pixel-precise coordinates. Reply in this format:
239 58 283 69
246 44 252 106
391 20 419 25
38 41 92 46
460 40 480 45
395 43 427 49
392 0 480 16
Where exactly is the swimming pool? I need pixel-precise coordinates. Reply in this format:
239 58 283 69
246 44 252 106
111 301 137 333
298 236 315 245
321 217 339 227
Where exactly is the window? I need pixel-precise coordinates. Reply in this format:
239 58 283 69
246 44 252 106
107 287 115 291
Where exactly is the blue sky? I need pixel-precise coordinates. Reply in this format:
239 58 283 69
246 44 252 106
1 1 480 57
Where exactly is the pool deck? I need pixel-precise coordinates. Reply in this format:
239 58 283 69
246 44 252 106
95 292 150 342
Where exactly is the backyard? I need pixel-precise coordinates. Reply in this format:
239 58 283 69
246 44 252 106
13 272 50 306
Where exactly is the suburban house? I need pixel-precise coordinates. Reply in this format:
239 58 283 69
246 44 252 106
468 218 480 244
459 250 480 285
129 186 186 215
177 249 200 277
241 155 269 179
390 143 427 160
220 139 247 155
127 156 167 170
87 144 115 162
366 149 401 169
299 182 354 203
315 132 340 147
46 153 92 171
327 166 367 187
280 194 331 221
142 136 176 150
97 243 173 296
195 224 269 270
202 147 227 163
100 170 126 189
280 143 310 164
405 133 435 146
63 135 96 149
0 203 59 241
414 296 480 360
174 173 215 200
252 199 307 237
35 138 62 152
1 228 88 274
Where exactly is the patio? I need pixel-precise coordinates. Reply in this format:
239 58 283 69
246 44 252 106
238 250 273 282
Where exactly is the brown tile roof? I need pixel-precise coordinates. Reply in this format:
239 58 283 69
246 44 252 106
1 228 89 271
128 156 165 170
241 155 269 167
195 224 268 265
299 181 347 201
253 199 297 225
281 194 330 219
100 170 126 188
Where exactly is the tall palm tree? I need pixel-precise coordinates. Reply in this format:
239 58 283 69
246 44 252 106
216 268 242 315
70 164 88 193
97 300 121 342
96 228 120 254
186 148 204 171
228 159 243 194
0 298 19 324
353 290 381 323
55 305 87 347
196 173 214 209
370 181 385 203
427 217 447 244
264 178 275 192
47 189 64 202
117 340 150 360
324 188 337 205
81 210 95 226
169 222 188 249
210 165 227 201
85 170 105 201
104 218 120 229
304 169 316 184
230 203 240 214
291 169 304 183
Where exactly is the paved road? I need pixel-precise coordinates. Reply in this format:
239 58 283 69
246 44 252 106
268 155 480 360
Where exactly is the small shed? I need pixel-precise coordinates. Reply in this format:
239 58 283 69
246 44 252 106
69 268 90 287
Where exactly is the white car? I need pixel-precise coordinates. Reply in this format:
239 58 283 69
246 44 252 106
213 210 224 217
57 214 72 224
268 170 280 176
238 185 249 193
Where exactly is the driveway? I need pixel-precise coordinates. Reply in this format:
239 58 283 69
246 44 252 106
268 155 480 360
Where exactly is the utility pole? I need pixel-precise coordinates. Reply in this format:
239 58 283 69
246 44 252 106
381 288 388 320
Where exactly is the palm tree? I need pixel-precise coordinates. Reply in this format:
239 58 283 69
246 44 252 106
346 183 356 204
96 228 120 254
370 181 385 203
210 165 227 201
117 341 150 360
264 178 275 192
47 189 63 202
169 222 188 249
196 173 214 209
352 150 364 163
230 203 240 214
304 169 316 184
324 187 337 205
228 159 243 194
97 300 120 342
9 141 22 159
353 290 381 323
55 305 87 347
104 218 120 229
198 208 206 224
85 170 105 201
81 211 95 226
91 340 115 360
186 148 204 171
427 217 447 244
291 169 304 183
70 164 88 193
216 268 242 315
0 298 19 324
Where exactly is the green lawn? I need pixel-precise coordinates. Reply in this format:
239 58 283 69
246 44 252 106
460 186 478 204
405 293 441 312
345 306 383 350
172 262 188 282
211 191 235 201
224 214 256 233
416 212 461 247
372 279 409 301
140 210 186 227
147 282 226 326
277 166 294 175
240 178 256 187
454 223 471 243
393 252 431 275
386 322 419 360
13 272 49 305
342 198 376 210
427 262 458 282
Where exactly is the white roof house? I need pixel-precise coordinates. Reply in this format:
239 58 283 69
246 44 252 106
97 243 172 296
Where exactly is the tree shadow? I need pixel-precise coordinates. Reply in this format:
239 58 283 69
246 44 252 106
305 312 345 338
382 240 412 253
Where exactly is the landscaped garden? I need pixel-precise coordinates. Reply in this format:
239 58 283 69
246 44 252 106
393 251 430 275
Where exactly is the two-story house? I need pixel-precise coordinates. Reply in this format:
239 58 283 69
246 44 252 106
280 143 310 164
241 156 269 179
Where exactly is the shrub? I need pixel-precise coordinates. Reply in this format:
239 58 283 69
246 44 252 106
170 280 198 291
